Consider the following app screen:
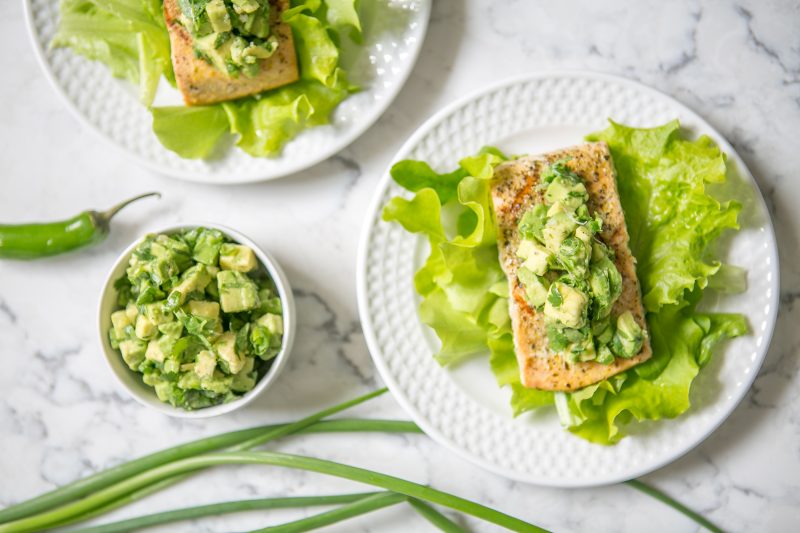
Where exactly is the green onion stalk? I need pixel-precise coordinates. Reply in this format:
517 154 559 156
0 389 723 533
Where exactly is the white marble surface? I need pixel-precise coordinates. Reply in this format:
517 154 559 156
1 0 798 531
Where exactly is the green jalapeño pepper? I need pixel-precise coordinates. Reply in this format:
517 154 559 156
0 192 160 260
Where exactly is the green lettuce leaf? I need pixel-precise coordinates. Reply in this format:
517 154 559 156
587 120 742 311
53 0 172 107
54 0 360 157
560 302 747 444
385 121 749 445
383 150 510 366
151 106 231 159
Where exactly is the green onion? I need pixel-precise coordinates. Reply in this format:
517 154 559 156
408 498 467 532
67 493 383 533
0 385 720 533
251 492 407 533
0 389 394 525
625 480 724 533
0 452 545 533
43 421 422 531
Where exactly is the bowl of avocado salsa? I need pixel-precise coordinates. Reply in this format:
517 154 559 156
99 224 295 417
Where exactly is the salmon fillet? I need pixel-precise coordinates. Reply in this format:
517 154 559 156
163 0 299 106
491 142 651 392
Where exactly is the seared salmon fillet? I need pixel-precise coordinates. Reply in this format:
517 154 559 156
491 142 651 392
163 0 299 106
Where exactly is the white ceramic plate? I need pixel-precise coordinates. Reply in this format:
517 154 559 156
23 0 430 183
357 72 779 487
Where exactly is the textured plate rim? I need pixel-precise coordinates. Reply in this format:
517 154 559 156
22 0 431 184
356 70 780 487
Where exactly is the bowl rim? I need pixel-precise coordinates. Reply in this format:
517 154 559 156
97 222 296 418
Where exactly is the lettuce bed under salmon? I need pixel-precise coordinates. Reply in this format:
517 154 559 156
383 121 749 445
52 0 359 158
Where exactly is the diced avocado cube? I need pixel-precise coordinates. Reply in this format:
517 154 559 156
149 235 192 275
557 236 591 278
178 371 202 390
545 176 587 211
217 270 260 313
219 244 258 272
596 344 615 364
542 211 577 253
238 356 255 375
575 225 593 244
192 228 225 266
249 325 273 358
256 313 283 336
572 336 597 362
125 302 139 322
142 368 162 387
169 265 213 306
544 282 588 329
111 310 131 337
163 358 181 374
148 241 170 261
516 267 549 308
108 328 123 349
194 350 217 379
518 204 548 243
158 321 184 338
589 257 623 319
592 241 611 262
205 0 232 32
546 201 566 217
231 0 260 15
592 317 614 345
187 300 220 319
194 33 232 72
156 234 191 259
214 331 245 374
516 240 551 276
231 371 257 393
119 339 146 370
154 381 174 402
135 315 158 340
255 289 282 315
145 340 167 363
230 36 248 65
205 269 220 299
200 371 234 394
143 301 172 325
610 311 645 358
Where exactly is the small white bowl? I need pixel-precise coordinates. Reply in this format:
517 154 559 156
98 223 296 418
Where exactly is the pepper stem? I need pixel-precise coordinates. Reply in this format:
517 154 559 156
98 192 161 224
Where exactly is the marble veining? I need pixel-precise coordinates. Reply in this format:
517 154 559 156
1 0 799 531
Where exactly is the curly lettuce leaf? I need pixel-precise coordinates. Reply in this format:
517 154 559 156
54 0 360 157
221 74 351 157
383 150 510 366
560 301 748 444
587 120 742 311
385 121 749 445
151 106 230 159
53 0 172 106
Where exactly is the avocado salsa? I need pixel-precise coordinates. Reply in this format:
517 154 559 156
515 161 644 364
179 0 279 77
109 228 284 409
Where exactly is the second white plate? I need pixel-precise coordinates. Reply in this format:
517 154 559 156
357 72 779 487
24 0 430 183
